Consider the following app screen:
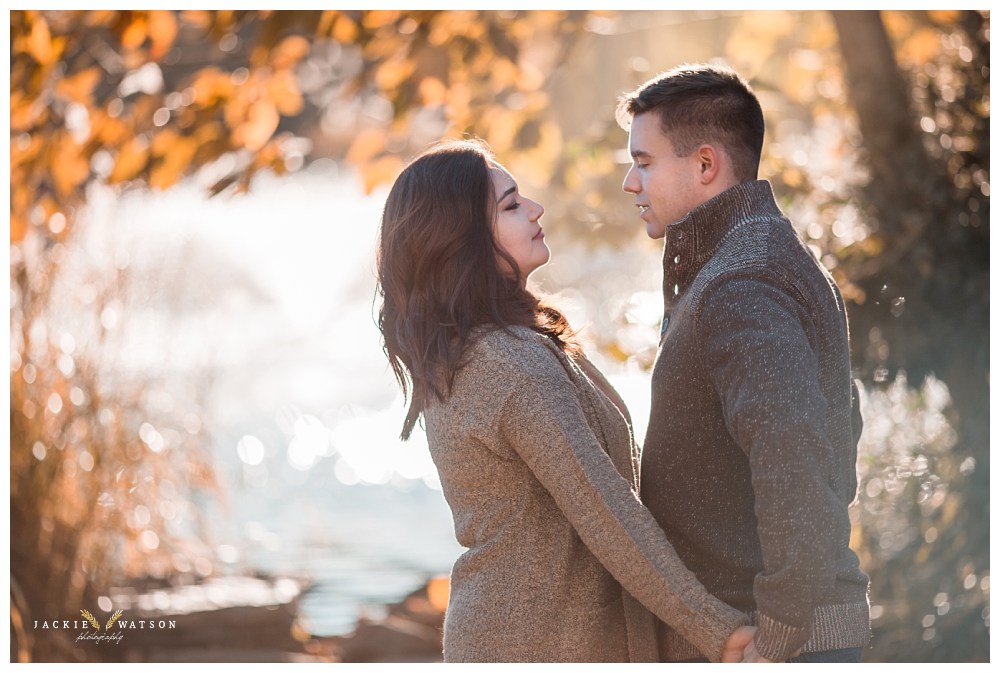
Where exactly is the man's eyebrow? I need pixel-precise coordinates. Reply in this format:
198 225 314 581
631 149 651 159
496 185 516 203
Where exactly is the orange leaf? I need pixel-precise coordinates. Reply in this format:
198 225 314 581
121 15 148 50
50 137 91 197
195 121 224 144
191 67 235 107
250 141 281 171
360 155 403 194
54 67 102 104
267 71 304 116
418 77 447 106
94 111 129 145
84 10 118 27
150 136 198 190
426 576 450 613
27 15 55 65
375 57 415 91
363 10 402 29
148 10 179 60
316 10 338 37
10 91 47 131
181 10 212 31
10 211 29 244
108 138 150 184
151 128 180 157
346 128 387 165
333 15 358 43
233 101 279 151
271 35 310 70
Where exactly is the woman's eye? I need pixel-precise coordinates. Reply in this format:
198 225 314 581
505 201 521 211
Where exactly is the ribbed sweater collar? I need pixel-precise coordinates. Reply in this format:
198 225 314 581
661 179 783 292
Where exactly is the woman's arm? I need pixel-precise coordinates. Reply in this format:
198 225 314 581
495 340 749 662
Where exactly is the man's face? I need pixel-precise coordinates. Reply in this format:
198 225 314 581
622 112 703 239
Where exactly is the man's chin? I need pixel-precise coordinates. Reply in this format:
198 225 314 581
645 221 666 240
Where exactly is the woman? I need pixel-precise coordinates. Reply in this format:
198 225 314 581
376 138 752 662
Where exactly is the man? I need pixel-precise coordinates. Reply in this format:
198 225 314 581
616 63 871 662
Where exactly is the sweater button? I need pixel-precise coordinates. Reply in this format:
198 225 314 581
674 255 681 265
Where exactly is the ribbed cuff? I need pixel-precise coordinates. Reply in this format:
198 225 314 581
684 600 751 663
754 612 809 661
663 602 871 662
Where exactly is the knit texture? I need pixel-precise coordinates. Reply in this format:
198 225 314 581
641 180 871 662
424 325 748 662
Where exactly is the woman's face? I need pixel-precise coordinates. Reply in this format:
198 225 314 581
490 164 549 281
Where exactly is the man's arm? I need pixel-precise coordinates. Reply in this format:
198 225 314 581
697 272 842 661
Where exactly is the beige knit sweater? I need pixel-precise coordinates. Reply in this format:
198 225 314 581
423 325 748 662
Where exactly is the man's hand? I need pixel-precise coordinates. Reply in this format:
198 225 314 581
721 626 757 662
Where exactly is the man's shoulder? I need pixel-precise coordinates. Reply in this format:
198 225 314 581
715 213 826 283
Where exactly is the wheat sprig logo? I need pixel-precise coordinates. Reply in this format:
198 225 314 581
105 610 123 631
80 609 100 631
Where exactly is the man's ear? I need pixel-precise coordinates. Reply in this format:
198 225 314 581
695 145 720 184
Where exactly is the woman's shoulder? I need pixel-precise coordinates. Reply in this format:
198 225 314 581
466 325 563 373
448 326 568 399
431 327 561 426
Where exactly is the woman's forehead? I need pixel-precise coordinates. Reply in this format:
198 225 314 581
489 164 516 190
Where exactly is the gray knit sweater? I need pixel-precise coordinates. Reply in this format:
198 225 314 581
641 180 871 661
423 325 748 662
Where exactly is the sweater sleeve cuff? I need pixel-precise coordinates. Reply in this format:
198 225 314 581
754 612 810 661
686 603 751 663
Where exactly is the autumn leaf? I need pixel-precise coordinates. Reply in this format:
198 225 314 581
150 136 199 190
271 35 310 70
148 10 179 60
190 67 235 107
426 576 450 613
10 211 32 244
50 136 91 197
121 15 149 50
54 67 102 104
180 10 212 31
27 14 56 65
10 91 47 131
93 110 130 145
150 128 180 157
108 137 151 184
332 15 359 43
363 10 402 29
346 128 387 165
316 10 338 37
897 27 943 65
232 100 279 152
266 71 304 116
418 77 447 106
360 154 403 194
375 57 416 91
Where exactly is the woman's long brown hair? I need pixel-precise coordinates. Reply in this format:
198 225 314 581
376 139 577 439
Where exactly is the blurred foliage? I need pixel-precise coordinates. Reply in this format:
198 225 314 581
9 8 989 663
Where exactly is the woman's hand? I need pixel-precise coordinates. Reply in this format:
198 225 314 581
741 639 778 662
721 625 757 662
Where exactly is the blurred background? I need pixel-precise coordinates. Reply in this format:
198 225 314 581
9 9 989 663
